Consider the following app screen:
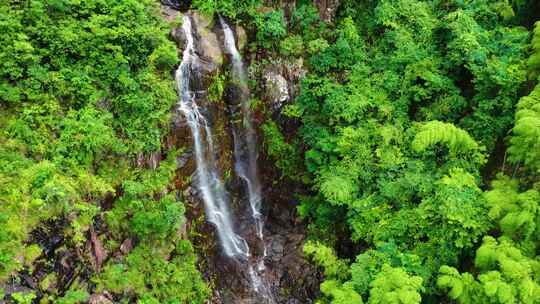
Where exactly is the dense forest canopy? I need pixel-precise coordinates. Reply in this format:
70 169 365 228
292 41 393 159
0 0 539 303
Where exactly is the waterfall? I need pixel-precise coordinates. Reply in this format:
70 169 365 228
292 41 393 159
219 16 265 243
220 17 275 303
175 14 275 303
175 15 249 259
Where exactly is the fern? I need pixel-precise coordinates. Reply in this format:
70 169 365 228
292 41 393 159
319 170 357 205
528 21 540 78
412 121 482 156
508 84 540 172
368 265 423 304
320 280 364 304
485 176 540 243
438 237 540 304
437 266 482 304
304 241 350 280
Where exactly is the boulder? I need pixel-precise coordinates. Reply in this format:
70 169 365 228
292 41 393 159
262 59 306 115
170 26 187 50
192 12 224 68
89 293 114 304
264 70 290 113
170 12 224 72
160 0 191 11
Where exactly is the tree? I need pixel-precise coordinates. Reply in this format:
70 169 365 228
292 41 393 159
368 265 423 304
438 237 540 304
508 84 540 172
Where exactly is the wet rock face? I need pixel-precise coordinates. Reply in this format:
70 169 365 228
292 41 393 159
202 194 322 304
167 10 227 148
262 184 323 303
136 152 161 169
160 0 191 11
171 11 224 75
161 3 181 23
192 12 224 68
171 26 187 50
164 8 321 304
236 25 248 51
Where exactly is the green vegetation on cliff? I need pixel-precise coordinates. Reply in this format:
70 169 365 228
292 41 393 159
0 0 208 303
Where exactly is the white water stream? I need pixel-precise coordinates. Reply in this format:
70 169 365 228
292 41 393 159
220 17 275 303
176 14 274 303
176 15 249 258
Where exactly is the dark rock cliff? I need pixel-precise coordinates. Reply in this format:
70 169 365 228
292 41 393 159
160 6 322 304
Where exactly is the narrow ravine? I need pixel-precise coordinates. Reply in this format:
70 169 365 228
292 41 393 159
175 13 276 303
220 17 275 303
175 15 249 258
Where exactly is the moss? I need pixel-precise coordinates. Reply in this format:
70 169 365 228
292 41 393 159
208 73 226 103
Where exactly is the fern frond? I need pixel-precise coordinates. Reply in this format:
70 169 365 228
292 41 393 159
528 21 540 78
508 84 540 171
412 121 481 155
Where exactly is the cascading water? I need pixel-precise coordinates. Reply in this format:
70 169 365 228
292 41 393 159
220 17 275 303
175 13 276 303
175 15 249 259
220 16 265 245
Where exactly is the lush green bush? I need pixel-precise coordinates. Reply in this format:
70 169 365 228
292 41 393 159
261 121 303 179
254 9 288 49
191 0 260 19
96 241 209 303
280 35 305 57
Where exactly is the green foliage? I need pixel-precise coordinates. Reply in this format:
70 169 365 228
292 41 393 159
508 84 540 172
254 10 287 49
529 21 540 78
291 3 326 41
208 73 226 103
412 121 483 158
307 38 330 55
106 153 184 242
281 0 535 302
1 0 178 154
434 22 540 299
261 120 303 179
149 43 179 71
437 266 485 303
56 289 89 304
319 280 364 304
55 106 125 166
0 1 207 302
304 241 349 280
280 35 304 57
438 237 540 304
96 241 210 304
191 0 260 19
349 243 426 297
11 291 36 304
485 176 540 244
368 265 423 304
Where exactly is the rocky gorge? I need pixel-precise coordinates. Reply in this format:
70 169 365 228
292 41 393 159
160 4 322 303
